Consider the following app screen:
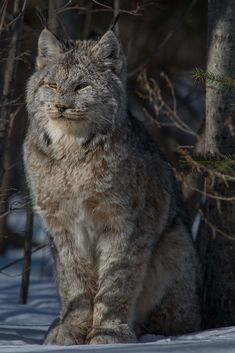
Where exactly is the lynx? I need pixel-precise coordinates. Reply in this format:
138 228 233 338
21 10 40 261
23 28 201 345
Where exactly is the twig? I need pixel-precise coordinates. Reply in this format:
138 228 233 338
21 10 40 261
179 149 235 183
160 72 177 114
0 0 27 31
137 69 198 137
0 0 8 32
56 1 144 16
19 203 34 304
129 0 198 77
199 209 235 241
183 179 235 202
0 243 48 274
192 68 235 89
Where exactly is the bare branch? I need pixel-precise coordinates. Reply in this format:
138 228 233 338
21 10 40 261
129 0 198 77
183 178 235 202
56 1 145 16
199 209 235 241
137 69 198 137
0 244 48 276
179 149 235 183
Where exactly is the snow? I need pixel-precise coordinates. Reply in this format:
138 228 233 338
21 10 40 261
1 210 235 352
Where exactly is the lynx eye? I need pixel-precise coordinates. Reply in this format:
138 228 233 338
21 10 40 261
44 82 57 90
74 82 89 92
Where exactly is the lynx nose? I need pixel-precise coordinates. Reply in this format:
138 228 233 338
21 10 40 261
54 102 67 113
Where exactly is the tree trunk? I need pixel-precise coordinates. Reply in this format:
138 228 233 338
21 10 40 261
197 0 235 328
205 0 235 154
19 204 34 304
0 0 26 253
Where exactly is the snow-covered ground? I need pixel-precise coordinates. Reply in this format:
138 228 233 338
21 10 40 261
1 209 235 352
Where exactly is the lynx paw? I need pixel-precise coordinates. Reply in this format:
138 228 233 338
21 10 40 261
87 324 137 345
44 319 84 345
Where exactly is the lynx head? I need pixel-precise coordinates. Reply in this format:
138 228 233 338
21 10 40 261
26 29 127 142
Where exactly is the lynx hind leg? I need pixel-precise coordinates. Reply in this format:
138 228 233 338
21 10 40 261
146 277 202 336
135 220 202 336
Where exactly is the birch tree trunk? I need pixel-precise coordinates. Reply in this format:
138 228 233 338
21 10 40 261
205 0 235 154
197 0 235 328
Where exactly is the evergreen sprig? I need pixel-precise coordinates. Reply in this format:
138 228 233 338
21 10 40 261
179 150 235 176
192 68 235 89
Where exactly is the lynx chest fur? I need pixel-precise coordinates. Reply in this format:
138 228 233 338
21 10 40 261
23 28 201 346
24 119 169 256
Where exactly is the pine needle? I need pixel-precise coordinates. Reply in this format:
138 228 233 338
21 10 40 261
192 68 235 89
179 150 235 176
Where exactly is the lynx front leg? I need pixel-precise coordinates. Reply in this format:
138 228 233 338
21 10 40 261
87 233 150 345
44 233 95 345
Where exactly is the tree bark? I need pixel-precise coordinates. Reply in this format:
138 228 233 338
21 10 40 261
197 0 235 328
205 0 235 154
0 0 26 254
19 204 34 304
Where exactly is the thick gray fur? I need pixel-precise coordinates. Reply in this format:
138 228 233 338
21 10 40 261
23 29 202 345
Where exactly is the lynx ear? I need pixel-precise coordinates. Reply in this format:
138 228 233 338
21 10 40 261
36 29 63 70
92 31 123 73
